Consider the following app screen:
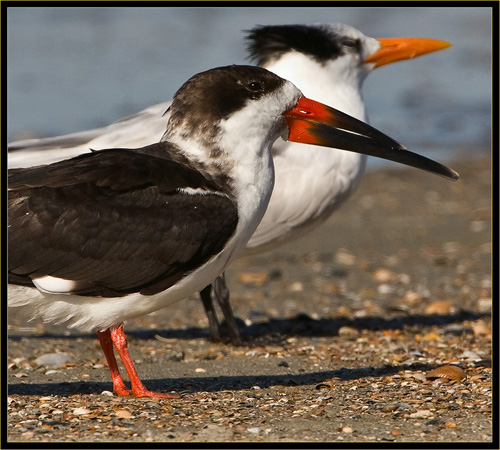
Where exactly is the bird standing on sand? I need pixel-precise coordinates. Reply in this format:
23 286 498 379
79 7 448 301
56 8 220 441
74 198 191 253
9 65 459 397
8 24 453 343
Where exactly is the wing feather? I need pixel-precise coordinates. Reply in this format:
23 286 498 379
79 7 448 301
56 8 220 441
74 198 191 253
8 145 238 297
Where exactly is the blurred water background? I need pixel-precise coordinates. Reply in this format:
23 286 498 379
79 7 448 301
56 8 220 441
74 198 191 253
7 7 492 169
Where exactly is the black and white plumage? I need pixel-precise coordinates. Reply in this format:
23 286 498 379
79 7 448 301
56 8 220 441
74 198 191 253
8 24 454 344
8 66 292 331
9 146 237 298
11 64 446 397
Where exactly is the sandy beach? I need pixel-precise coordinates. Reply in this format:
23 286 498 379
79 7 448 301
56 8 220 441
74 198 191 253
7 154 492 443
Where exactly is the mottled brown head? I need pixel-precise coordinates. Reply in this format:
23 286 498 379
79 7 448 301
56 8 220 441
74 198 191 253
165 65 287 141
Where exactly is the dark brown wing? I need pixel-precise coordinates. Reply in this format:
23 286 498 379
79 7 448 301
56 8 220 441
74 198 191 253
8 144 238 297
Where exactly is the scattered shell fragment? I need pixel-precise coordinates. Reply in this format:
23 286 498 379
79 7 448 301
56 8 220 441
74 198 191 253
423 331 440 341
154 334 177 344
288 282 304 292
114 409 133 419
402 290 423 306
409 409 433 419
335 305 352 317
427 365 466 382
469 374 487 382
404 372 427 383
472 320 491 337
8 357 33 371
72 407 92 416
237 272 269 286
13 370 29 378
459 350 481 361
477 298 492 313
334 249 356 266
377 284 394 295
373 268 397 282
424 300 454 315
338 326 360 340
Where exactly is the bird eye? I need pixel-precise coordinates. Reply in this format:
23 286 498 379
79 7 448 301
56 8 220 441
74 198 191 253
342 38 359 50
247 81 262 92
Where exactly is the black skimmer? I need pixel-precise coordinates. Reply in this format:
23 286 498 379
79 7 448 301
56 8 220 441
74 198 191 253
8 24 453 344
9 64 459 398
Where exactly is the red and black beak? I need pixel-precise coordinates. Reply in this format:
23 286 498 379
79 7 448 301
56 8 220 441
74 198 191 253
283 96 459 181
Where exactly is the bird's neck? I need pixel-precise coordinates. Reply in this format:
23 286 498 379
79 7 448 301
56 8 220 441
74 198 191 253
164 117 277 217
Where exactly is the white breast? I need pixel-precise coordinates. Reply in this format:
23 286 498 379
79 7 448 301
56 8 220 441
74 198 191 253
246 52 368 252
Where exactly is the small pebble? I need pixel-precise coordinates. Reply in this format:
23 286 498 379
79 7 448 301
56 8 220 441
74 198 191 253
459 350 481 361
35 353 72 368
338 326 360 340
409 410 433 419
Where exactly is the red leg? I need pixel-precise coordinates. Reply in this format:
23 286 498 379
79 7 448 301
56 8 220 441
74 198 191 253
97 329 131 396
110 324 179 398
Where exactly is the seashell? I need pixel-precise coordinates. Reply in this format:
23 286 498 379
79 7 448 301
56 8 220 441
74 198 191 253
237 272 269 286
424 300 454 315
373 268 397 282
114 409 133 418
338 326 360 340
72 407 91 416
426 365 466 381
472 320 491 337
